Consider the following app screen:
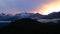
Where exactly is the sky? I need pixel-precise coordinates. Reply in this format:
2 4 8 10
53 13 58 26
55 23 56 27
0 0 60 15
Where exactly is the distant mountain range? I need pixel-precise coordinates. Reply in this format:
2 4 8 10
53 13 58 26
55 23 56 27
42 12 60 19
0 12 60 21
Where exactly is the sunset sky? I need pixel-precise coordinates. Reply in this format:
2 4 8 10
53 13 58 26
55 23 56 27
0 0 60 15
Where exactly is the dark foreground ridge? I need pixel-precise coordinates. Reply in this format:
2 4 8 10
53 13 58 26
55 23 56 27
0 18 60 34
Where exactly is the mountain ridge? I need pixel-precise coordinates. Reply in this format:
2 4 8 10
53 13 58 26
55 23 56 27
0 12 60 21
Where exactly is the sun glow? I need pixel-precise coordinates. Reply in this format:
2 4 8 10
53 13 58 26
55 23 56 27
37 0 60 15
43 5 60 15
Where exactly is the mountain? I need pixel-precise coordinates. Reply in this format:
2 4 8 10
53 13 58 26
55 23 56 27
0 12 60 21
30 13 44 19
0 18 41 34
0 18 60 34
48 12 60 18
0 13 14 21
42 12 60 19
7 13 44 21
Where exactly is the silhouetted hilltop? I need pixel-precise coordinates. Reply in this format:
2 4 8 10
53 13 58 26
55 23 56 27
0 18 60 34
0 18 42 34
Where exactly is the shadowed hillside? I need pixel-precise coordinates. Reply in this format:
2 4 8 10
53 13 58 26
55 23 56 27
0 18 60 34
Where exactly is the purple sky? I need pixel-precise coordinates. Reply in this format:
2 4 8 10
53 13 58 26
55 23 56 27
0 0 53 14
